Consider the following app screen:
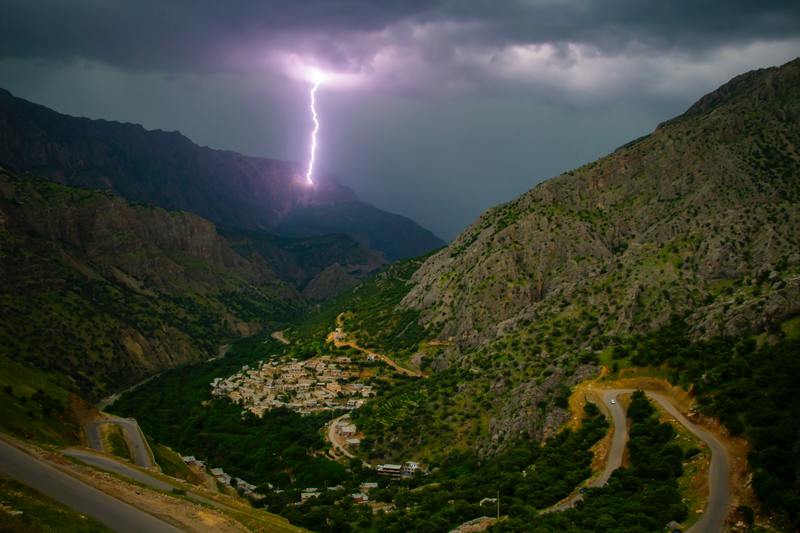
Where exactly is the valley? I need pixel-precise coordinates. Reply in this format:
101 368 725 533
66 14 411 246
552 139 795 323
0 54 798 533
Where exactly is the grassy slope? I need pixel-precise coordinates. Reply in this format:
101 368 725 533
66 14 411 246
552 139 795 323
0 475 111 532
0 355 78 445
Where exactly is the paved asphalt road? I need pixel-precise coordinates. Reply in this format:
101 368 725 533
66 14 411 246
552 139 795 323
86 416 154 468
647 392 730 533
595 390 627 487
546 389 730 532
598 390 730 533
64 448 174 492
64 448 242 514
547 390 627 512
0 439 180 533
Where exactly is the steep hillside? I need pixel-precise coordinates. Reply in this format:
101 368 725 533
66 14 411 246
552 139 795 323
0 169 300 398
217 227 386 300
335 59 800 463
0 88 444 260
404 57 800 351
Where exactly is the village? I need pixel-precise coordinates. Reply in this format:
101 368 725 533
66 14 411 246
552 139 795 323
211 354 376 416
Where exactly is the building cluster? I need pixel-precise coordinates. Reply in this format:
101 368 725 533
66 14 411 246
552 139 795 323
210 356 375 415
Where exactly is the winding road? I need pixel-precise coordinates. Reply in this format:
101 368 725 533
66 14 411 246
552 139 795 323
326 415 357 460
557 389 731 532
0 438 180 533
86 415 155 468
546 390 629 513
647 391 730 533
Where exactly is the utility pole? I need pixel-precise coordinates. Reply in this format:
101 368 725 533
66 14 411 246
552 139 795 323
497 490 500 520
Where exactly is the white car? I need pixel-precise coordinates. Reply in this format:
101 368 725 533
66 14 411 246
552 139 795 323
610 399 616 404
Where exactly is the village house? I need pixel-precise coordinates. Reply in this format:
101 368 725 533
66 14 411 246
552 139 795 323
337 423 357 437
376 464 404 478
210 467 232 485
359 482 379 493
350 492 369 504
300 489 321 503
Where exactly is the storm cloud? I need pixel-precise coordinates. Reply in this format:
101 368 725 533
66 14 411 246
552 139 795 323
1 1 799 238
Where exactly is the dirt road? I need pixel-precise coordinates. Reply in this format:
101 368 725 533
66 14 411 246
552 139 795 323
326 415 357 460
271 330 291 345
328 314 426 378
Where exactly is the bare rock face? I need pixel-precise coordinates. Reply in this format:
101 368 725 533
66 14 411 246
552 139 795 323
691 275 800 339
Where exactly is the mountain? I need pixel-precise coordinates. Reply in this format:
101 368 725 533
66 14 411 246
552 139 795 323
403 57 800 352
0 88 444 260
217 226 385 300
0 167 395 398
0 168 306 398
328 58 800 462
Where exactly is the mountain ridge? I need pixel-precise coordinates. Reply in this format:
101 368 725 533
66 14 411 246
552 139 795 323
0 87 444 260
328 58 800 468
0 168 390 398
402 57 800 352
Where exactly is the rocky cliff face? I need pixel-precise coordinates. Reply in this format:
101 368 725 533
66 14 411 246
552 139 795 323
0 88 444 260
403 57 800 353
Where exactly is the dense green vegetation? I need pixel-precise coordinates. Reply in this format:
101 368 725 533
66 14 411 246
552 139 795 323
622 317 800 530
287 256 433 361
351 369 472 461
150 442 199 483
110 335 350 489
274 404 607 532
104 425 132 462
503 391 687 532
0 355 77 445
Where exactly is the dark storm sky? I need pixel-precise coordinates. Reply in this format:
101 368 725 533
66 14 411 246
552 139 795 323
2 1 799 240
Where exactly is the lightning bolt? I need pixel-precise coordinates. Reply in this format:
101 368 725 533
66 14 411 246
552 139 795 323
305 74 321 185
